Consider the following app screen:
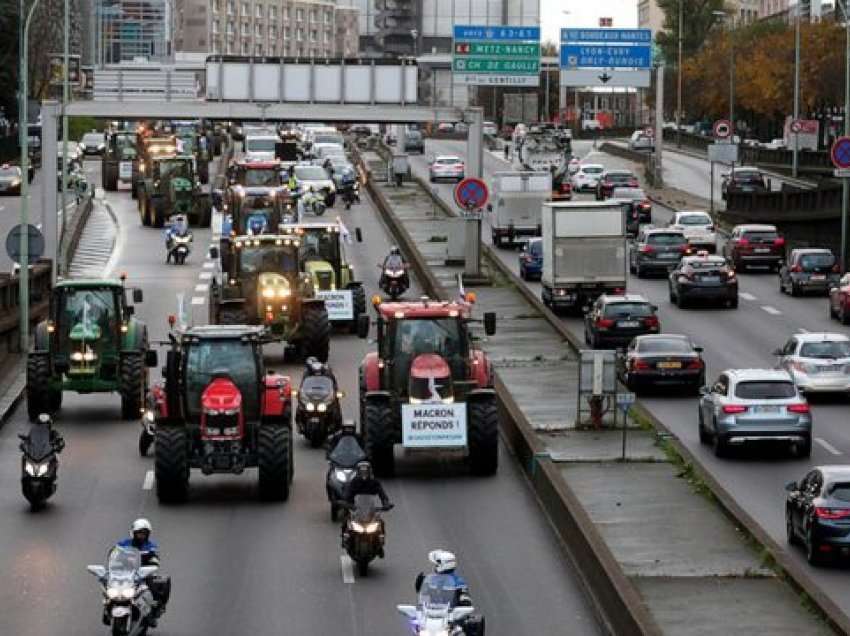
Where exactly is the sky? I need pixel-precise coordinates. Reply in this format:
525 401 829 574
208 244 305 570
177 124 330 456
539 0 638 45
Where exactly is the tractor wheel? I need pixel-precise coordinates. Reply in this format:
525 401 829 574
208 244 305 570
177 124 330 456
104 163 118 191
364 401 395 477
49 388 62 413
26 354 55 422
120 353 144 420
218 306 248 325
140 194 151 227
349 285 366 333
258 425 292 502
131 179 138 200
152 201 165 228
301 304 330 363
468 398 499 476
154 427 189 503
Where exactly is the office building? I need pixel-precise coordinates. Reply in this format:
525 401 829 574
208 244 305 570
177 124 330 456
94 0 169 64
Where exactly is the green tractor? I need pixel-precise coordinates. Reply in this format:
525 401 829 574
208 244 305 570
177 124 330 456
209 234 331 362
138 156 211 228
283 220 366 332
132 135 178 199
26 278 154 422
101 130 137 191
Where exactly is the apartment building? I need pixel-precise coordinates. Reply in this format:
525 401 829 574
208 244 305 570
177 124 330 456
174 0 359 58
637 0 665 34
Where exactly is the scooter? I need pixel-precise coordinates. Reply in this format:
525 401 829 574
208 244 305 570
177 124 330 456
326 433 367 521
87 546 163 636
294 376 343 448
339 494 392 576
19 413 64 509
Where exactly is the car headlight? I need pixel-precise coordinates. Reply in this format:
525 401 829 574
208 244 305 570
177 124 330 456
10 179 20 187
317 403 327 413
24 461 49 477
334 468 353 482
305 402 315 412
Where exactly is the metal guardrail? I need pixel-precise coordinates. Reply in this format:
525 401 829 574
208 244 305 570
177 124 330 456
725 185 842 220
0 261 52 354
94 68 200 102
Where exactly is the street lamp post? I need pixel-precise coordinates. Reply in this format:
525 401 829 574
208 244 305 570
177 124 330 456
842 2 850 271
61 0 70 249
792 4 800 178
676 0 683 148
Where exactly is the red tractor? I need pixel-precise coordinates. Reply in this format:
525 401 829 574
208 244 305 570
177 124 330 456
357 295 498 476
149 324 294 503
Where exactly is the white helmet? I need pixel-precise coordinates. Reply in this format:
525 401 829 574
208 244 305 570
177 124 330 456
428 549 457 574
131 518 152 535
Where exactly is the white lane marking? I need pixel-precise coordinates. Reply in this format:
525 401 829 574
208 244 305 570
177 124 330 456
797 328 809 334
195 283 208 292
191 296 205 305
739 292 757 301
816 438 843 456
761 305 782 315
199 271 213 280
203 261 215 269
142 470 154 490
340 554 355 584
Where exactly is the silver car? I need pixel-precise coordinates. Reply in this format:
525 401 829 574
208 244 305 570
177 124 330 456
774 333 850 394
669 210 717 253
698 369 812 458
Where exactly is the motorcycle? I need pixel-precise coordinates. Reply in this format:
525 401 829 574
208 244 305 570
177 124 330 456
340 494 392 576
326 433 367 521
87 546 162 636
397 573 484 636
301 189 327 216
19 414 64 509
294 376 343 448
167 233 192 264
340 182 360 210
139 409 156 457
379 261 409 300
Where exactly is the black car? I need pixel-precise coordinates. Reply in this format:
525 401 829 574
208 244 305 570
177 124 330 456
779 248 840 297
404 130 424 154
786 465 850 565
583 294 660 349
722 166 768 198
668 253 738 308
618 334 705 394
630 227 689 278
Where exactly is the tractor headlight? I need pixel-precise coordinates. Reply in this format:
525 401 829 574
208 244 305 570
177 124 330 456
305 402 316 412
24 461 49 477
262 287 276 299
277 288 290 298
317 403 327 413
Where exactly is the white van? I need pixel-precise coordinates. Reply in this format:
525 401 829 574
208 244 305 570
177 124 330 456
244 133 279 161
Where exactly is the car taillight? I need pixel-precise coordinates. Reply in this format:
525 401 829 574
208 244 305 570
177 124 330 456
643 316 659 328
613 288 625 294
833 264 841 273
679 244 690 253
561 182 571 192
726 271 736 281
686 359 704 369
640 245 655 254
632 359 652 370
790 265 802 273
722 404 748 414
638 202 650 209
774 237 785 247
787 403 810 414
815 507 850 520
522 255 532 263
736 238 750 247
596 318 615 328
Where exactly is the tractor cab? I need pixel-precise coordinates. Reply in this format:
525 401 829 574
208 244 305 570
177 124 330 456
228 160 285 188
154 157 195 211
53 284 124 377
225 188 293 236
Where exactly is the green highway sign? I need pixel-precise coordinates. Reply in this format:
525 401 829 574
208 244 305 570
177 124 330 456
452 58 540 73
452 24 540 87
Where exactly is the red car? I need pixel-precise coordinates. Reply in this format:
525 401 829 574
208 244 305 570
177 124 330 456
596 170 639 200
829 273 850 324
722 224 785 272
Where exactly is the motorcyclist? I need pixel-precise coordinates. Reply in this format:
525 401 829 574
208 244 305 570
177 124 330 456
114 518 168 626
381 246 409 286
287 170 298 193
164 214 192 263
303 356 338 387
343 461 392 509
415 549 474 608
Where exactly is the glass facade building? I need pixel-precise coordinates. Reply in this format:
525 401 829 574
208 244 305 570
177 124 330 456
96 0 169 64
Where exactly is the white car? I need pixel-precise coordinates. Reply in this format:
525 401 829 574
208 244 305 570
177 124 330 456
80 131 106 155
482 121 498 136
571 163 604 192
628 130 654 152
774 333 850 394
312 143 346 161
669 210 717 253
243 134 279 161
429 156 465 182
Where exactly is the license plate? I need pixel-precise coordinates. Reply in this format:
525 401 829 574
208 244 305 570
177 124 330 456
811 274 826 280
817 366 840 373
751 405 780 414
700 276 720 283
661 252 679 259
754 248 770 253
657 361 682 369
618 320 640 328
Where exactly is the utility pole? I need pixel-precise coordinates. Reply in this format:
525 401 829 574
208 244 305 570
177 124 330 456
654 64 664 186
676 0 683 148
792 5 800 178
61 0 70 253
843 0 850 271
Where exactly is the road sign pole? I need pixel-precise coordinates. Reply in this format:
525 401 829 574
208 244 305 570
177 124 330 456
654 64 664 187
710 161 714 215
43 102 59 284
793 6 800 179
466 107 484 179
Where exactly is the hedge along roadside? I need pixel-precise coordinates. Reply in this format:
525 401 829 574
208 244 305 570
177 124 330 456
351 143 663 636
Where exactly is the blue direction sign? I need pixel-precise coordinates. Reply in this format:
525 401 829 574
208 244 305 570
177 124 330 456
561 28 652 44
453 25 541 41
560 44 651 69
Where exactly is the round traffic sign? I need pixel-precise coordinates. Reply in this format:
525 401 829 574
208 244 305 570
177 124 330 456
790 119 803 134
713 119 732 139
831 136 850 169
5 224 44 265
454 177 489 210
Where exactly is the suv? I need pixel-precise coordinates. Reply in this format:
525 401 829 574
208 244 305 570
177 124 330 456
698 369 812 458
596 170 639 200
668 252 738 308
778 248 839 296
723 224 785 272
583 294 660 349
518 237 543 280
721 167 768 198
669 210 717 253
628 131 654 151
774 332 850 395
630 227 689 278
